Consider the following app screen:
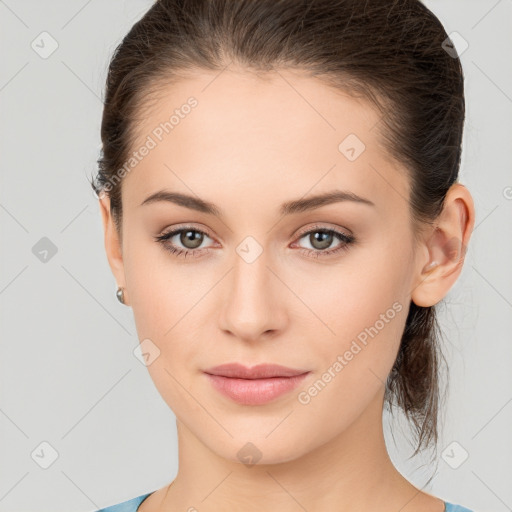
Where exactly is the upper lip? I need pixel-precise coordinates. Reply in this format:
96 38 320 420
204 363 309 379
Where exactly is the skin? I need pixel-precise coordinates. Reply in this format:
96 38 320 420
99 67 475 512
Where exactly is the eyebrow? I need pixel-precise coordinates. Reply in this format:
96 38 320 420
140 189 375 217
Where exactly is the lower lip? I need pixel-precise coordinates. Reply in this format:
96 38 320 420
204 372 310 405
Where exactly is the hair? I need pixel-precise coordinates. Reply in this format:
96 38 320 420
90 0 464 462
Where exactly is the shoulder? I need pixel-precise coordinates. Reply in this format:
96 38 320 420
94 492 153 512
444 502 475 512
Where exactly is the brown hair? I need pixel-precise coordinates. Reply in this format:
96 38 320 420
90 0 464 461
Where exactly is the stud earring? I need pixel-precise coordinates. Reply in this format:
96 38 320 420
116 286 125 304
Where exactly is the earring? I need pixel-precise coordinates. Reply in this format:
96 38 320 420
423 260 439 273
116 286 125 304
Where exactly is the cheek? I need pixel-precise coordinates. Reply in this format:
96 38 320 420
299 251 409 379
124 242 207 384
123 234 181 335
126 261 200 412
293 276 407 430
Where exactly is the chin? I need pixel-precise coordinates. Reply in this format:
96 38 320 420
206 431 315 467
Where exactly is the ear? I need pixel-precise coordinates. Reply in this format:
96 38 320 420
99 195 129 306
411 183 475 307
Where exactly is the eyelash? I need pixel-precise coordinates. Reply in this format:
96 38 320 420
154 224 355 260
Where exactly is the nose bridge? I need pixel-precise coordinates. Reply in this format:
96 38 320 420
219 235 286 340
233 237 271 298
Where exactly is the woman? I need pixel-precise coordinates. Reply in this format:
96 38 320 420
91 0 476 510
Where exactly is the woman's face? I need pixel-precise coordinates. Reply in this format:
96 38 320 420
102 69 425 464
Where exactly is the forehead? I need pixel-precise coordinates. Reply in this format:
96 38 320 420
123 68 409 216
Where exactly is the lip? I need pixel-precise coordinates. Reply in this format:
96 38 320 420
204 363 309 379
204 363 310 405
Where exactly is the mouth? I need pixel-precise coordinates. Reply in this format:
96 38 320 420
204 362 309 379
203 363 311 405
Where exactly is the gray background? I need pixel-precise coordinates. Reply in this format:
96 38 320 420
0 1 511 511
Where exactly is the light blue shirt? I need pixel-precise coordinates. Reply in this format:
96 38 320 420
95 491 475 512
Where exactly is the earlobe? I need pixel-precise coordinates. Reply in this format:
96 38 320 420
411 183 475 307
98 196 128 304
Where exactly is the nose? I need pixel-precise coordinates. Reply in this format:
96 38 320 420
218 246 288 343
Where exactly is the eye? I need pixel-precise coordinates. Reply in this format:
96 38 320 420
154 224 355 260
154 226 215 259
292 225 355 258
